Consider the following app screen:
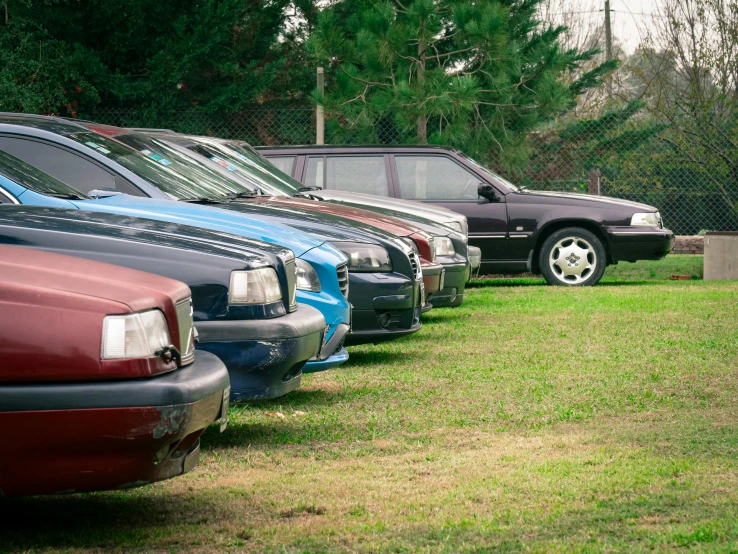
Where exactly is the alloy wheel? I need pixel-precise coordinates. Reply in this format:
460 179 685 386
548 236 597 284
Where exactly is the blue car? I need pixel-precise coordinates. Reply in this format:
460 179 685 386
0 122 351 374
0 114 424 345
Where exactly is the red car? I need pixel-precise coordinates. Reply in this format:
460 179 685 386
0 245 230 495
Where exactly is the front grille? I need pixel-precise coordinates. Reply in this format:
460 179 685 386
284 259 297 312
336 263 349 298
175 297 196 366
409 252 422 281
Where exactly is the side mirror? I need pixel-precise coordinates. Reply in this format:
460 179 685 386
87 188 124 199
477 183 498 202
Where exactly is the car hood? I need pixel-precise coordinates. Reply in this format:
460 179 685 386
0 205 290 267
71 195 327 258
310 190 464 223
213 200 403 246
0 243 188 315
516 190 657 212
249 196 422 238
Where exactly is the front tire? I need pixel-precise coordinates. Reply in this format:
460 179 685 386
539 227 606 286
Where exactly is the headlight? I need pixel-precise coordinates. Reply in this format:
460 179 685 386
333 242 393 272
229 268 282 304
434 236 456 257
295 259 321 292
101 309 171 359
630 212 661 226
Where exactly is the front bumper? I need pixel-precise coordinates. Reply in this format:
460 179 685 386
426 261 469 308
421 262 445 294
0 350 229 496
607 227 675 262
304 347 350 373
468 246 482 271
195 305 326 402
345 271 423 345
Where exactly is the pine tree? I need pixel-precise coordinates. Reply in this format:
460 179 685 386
308 0 616 169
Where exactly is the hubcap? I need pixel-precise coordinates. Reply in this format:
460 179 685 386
549 237 597 284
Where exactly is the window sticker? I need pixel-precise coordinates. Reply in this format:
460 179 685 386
142 150 172 166
84 141 111 155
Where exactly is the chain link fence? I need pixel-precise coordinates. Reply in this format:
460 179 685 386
88 107 738 236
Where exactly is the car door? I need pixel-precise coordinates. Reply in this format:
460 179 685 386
389 154 509 266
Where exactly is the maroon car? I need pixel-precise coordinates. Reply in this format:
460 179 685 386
0 245 230 495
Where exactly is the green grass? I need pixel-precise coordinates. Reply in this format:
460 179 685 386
3 255 738 553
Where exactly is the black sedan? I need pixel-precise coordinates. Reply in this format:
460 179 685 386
259 145 675 286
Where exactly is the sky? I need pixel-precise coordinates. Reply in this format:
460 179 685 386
549 0 665 55
608 0 663 53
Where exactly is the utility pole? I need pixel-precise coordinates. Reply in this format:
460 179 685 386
604 0 612 94
316 67 325 146
604 0 613 61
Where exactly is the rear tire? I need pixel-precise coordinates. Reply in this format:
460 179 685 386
539 227 606 286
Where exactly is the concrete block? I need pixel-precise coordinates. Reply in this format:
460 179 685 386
704 232 738 280
673 236 704 255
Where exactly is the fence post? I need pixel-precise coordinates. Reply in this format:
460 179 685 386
588 169 601 195
316 67 325 145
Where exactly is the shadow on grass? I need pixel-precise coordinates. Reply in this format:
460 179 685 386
0 493 227 551
467 279 546 288
343 349 410 366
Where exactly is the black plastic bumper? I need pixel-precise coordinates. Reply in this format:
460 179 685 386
607 227 675 262
345 271 423 345
426 261 469 308
195 305 325 402
0 350 230 412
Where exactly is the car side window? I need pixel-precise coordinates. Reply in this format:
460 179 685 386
268 156 297 176
395 155 481 200
330 156 390 195
0 137 144 196
304 157 325 189
0 188 16 204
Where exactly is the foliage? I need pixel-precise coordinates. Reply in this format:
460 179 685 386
3 0 317 122
308 0 614 171
0 15 102 115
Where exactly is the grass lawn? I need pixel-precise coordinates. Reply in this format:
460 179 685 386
2 255 738 553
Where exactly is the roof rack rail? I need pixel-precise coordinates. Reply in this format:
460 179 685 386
129 128 177 134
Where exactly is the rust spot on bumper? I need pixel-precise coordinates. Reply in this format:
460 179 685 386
153 405 192 439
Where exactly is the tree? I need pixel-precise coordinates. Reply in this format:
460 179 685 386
0 12 102 115
639 0 738 220
7 0 317 120
308 0 615 170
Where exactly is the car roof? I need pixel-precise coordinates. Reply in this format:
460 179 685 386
255 144 463 155
0 113 88 136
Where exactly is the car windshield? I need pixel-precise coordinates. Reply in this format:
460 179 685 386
185 140 300 197
64 131 237 200
462 155 520 192
0 149 90 199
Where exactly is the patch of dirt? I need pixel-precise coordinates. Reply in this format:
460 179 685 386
280 505 326 518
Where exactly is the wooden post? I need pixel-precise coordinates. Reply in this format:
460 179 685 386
316 67 325 146
588 169 601 196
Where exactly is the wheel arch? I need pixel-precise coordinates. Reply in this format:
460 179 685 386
530 219 612 273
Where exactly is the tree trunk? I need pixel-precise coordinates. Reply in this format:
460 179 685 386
417 40 427 143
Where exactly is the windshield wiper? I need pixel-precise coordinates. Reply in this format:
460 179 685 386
225 189 266 200
46 192 87 200
295 186 323 201
179 196 227 204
